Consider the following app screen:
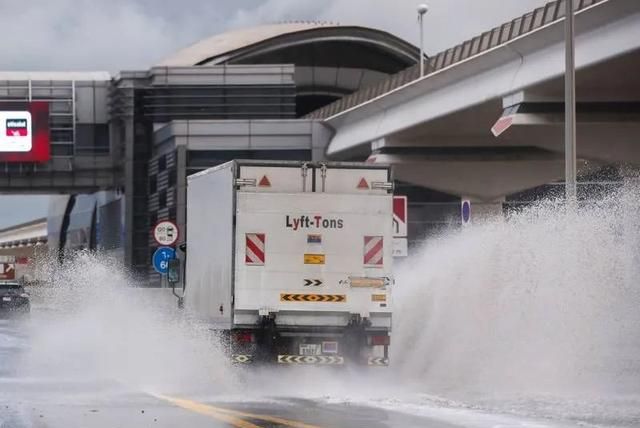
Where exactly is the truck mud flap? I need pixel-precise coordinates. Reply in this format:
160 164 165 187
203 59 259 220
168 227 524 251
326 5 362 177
367 357 389 366
277 355 344 365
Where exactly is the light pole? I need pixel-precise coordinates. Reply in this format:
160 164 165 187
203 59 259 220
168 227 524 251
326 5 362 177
417 4 429 77
565 0 577 204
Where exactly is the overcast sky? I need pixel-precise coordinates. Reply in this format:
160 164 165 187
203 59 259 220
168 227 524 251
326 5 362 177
0 0 548 71
0 0 547 227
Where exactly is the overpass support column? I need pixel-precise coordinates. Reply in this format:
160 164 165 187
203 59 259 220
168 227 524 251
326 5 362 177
463 196 505 223
620 168 640 288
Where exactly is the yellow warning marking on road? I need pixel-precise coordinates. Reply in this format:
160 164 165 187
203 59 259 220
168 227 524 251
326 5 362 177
304 253 325 264
280 293 346 303
154 394 321 428
155 394 260 428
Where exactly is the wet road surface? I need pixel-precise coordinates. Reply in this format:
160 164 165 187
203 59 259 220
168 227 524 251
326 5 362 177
1 314 592 428
0 318 464 428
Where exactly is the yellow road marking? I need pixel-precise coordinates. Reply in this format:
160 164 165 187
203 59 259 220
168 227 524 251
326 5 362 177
155 394 260 428
155 393 321 428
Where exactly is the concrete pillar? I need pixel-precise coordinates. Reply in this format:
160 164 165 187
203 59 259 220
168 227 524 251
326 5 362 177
619 166 640 288
311 122 333 161
175 145 188 245
123 118 135 270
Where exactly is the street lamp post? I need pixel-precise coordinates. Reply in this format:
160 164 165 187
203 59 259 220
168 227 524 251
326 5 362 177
565 0 577 204
417 4 429 77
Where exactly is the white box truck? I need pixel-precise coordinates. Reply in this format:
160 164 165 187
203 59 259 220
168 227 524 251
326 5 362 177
185 160 394 366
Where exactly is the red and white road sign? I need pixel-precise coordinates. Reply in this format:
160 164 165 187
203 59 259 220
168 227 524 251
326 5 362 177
364 236 383 266
245 233 266 265
0 263 15 280
153 220 179 246
393 196 407 238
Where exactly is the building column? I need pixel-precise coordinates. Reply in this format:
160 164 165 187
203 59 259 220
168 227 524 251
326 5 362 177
122 118 135 270
175 145 188 245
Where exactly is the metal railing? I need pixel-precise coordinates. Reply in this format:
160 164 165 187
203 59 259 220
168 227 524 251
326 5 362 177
307 0 604 120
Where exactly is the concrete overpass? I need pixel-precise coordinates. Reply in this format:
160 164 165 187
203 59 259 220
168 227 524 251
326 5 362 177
311 0 640 203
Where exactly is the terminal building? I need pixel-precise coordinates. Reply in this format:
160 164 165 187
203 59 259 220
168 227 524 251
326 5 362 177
2 0 630 284
0 23 422 281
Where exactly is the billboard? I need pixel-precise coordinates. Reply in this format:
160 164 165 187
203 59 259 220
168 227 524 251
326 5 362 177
0 102 50 162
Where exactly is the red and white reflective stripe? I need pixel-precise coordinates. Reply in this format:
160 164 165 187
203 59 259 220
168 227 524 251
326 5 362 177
245 233 265 265
364 236 383 266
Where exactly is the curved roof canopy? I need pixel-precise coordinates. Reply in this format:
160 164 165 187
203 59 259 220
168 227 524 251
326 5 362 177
158 22 419 70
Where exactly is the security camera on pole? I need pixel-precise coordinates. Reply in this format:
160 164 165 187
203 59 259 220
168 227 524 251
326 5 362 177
417 3 429 77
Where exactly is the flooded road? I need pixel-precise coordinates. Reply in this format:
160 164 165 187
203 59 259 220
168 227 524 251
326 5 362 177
4 188 640 428
0 317 580 428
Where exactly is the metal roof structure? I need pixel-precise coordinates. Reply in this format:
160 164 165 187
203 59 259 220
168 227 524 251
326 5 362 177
0 217 47 249
157 22 419 67
158 23 337 66
307 0 605 120
0 71 111 81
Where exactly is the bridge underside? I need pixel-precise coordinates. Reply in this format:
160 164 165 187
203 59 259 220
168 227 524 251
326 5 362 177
326 0 640 201
368 47 640 200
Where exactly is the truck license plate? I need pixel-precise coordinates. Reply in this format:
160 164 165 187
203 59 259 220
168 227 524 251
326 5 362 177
299 344 321 356
2 297 11 302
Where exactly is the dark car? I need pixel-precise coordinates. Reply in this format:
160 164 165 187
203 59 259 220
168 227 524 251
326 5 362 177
0 282 30 313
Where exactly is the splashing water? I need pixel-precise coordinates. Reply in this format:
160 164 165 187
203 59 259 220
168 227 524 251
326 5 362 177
392 187 640 426
4 188 640 427
17 252 236 396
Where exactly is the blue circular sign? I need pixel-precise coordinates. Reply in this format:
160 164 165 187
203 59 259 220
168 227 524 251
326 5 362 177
461 200 471 224
152 246 176 274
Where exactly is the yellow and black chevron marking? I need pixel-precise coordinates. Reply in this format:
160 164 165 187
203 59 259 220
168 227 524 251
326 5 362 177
280 293 346 303
231 354 253 364
277 355 344 365
367 357 389 366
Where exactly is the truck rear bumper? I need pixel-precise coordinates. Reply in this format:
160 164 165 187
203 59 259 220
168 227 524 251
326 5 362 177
226 314 390 367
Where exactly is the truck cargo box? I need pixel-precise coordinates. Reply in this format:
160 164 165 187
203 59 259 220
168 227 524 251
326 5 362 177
186 160 394 365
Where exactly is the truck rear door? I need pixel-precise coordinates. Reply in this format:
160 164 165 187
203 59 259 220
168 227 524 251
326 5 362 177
233 163 393 328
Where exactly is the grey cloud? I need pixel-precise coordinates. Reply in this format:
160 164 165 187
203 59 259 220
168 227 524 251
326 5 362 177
0 0 548 71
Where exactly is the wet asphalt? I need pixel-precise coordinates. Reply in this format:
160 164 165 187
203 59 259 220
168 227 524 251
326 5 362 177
0 318 462 428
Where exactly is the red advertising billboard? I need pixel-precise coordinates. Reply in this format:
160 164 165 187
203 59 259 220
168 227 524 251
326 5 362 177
0 102 50 163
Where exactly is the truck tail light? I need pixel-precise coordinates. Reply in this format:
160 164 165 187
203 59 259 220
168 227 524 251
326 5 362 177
370 335 390 346
233 331 254 344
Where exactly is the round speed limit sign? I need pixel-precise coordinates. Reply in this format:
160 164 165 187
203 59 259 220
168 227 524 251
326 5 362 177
153 220 179 246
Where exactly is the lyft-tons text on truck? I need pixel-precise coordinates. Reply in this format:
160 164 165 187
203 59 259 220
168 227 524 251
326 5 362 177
185 160 394 366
